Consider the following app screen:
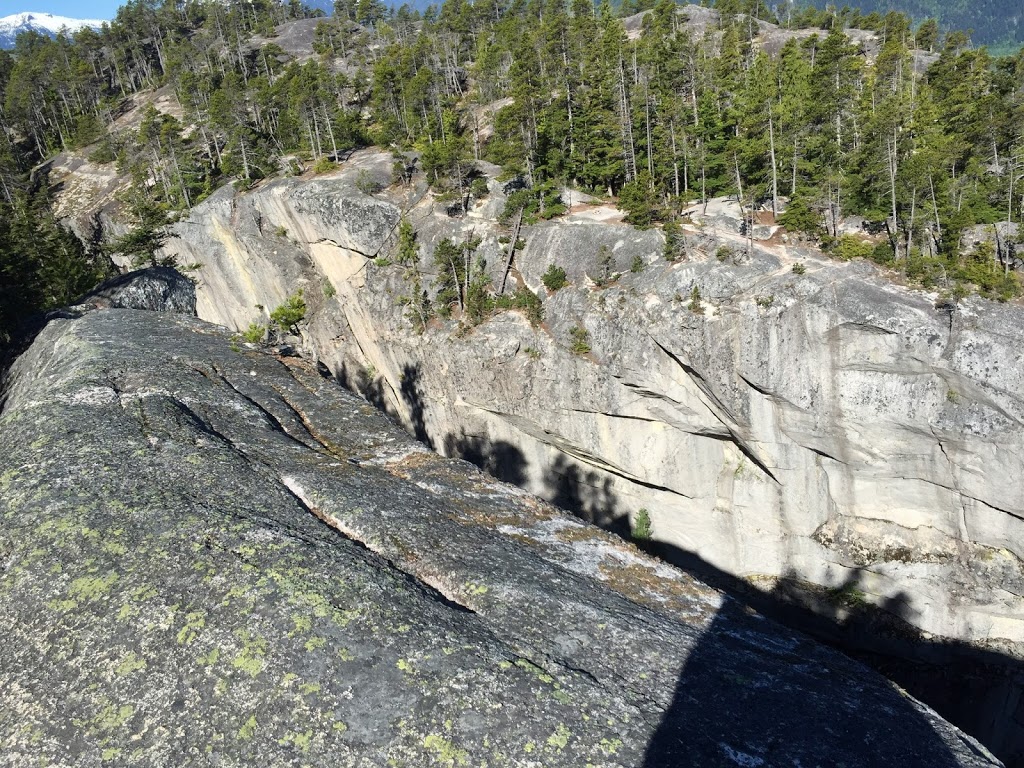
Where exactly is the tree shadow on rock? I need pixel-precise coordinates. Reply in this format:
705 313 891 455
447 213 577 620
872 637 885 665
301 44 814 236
544 453 631 539
398 362 432 448
334 361 435 450
442 430 528 486
641 541 1024 767
641 582 989 767
336 361 393 416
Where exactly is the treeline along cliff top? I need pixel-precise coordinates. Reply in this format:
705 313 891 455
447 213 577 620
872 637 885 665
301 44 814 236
2 0 1024 345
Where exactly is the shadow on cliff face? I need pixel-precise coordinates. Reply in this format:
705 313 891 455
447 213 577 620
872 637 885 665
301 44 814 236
640 586 993 767
544 453 631 539
337 361 435 449
399 363 432 448
641 543 1024 767
443 430 528 486
385 363 629 537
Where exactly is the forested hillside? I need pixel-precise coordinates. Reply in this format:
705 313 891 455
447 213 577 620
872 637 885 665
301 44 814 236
803 0 1023 50
2 0 1023 347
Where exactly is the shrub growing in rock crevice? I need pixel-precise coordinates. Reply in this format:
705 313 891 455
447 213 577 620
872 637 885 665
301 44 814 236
270 290 306 334
541 264 568 292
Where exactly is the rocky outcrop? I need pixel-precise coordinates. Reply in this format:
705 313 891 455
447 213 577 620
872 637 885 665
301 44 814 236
79 266 197 314
160 153 1024 669
0 304 1000 766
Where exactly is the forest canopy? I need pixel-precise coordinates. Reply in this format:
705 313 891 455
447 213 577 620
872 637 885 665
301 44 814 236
1 0 1023 346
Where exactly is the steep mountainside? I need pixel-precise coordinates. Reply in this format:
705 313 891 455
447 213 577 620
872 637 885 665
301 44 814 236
0 273 999 766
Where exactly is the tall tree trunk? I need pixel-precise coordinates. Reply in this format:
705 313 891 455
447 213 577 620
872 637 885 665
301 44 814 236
618 58 636 184
645 77 654 177
239 134 250 180
768 101 778 218
887 133 899 255
670 120 680 199
498 207 524 294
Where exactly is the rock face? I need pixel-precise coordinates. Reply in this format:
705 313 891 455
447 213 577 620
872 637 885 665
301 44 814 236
0 305 1001 767
79 266 197 314
160 153 1024 667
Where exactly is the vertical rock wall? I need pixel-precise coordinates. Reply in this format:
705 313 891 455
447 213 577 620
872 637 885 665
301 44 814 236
161 153 1024 660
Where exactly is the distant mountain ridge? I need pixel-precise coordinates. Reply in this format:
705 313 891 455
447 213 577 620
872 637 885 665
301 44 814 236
0 11 106 49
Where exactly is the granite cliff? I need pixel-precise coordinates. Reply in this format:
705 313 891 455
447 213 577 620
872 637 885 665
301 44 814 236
158 151 1024 664
0 279 999 766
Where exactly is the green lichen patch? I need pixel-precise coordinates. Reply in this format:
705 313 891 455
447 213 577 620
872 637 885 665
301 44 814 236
545 723 571 752
423 733 469 766
231 631 268 678
114 652 147 676
176 611 207 645
237 714 258 741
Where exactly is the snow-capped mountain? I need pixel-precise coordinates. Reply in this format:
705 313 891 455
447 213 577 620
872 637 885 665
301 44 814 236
0 11 106 49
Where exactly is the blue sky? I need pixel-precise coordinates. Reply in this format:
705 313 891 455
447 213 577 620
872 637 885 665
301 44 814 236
0 0 122 20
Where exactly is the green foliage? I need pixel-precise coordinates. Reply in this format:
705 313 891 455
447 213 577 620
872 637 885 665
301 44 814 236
241 323 267 343
778 196 822 236
72 113 106 149
322 280 337 298
632 508 652 541
355 168 383 194
630 255 645 273
464 257 493 326
432 238 467 316
663 218 686 262
397 276 434 334
419 109 472 198
869 242 897 266
87 139 117 165
948 242 1022 300
591 245 617 288
0 189 110 346
270 291 307 333
501 181 566 224
106 196 173 269
569 325 591 355
617 172 663 228
688 286 703 314
541 265 568 292
828 583 867 609
396 218 419 265
803 0 1018 49
494 287 544 327
791 262 807 275
0 0 1020 318
831 235 875 262
470 177 489 201
313 157 337 174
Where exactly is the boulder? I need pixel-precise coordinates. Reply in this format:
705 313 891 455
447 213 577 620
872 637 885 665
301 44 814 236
78 266 197 315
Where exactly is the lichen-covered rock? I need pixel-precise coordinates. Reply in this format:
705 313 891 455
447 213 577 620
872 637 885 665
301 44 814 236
0 310 999 767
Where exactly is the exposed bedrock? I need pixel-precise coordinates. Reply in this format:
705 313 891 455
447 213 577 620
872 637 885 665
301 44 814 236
163 154 1024 654
156 154 1024 763
0 305 1000 766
